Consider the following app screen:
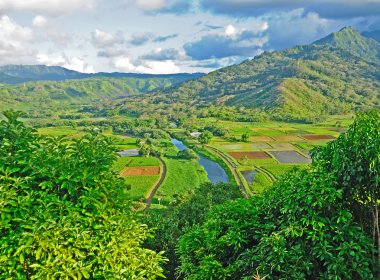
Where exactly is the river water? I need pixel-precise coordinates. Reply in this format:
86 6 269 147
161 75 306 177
170 139 229 184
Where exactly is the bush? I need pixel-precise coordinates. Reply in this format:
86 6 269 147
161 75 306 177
0 110 166 279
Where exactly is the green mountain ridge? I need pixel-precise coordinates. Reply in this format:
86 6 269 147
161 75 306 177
0 64 203 84
149 27 380 119
0 27 379 120
0 75 202 114
314 26 380 62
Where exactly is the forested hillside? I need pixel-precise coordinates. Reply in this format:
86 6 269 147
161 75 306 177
147 27 380 119
0 74 201 114
0 65 203 84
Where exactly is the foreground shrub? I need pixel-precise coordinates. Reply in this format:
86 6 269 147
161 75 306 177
0 110 166 279
177 111 379 279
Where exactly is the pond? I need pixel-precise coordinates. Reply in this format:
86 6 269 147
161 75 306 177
241 170 258 184
171 139 229 184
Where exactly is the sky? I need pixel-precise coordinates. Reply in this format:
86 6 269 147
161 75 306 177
0 0 379 74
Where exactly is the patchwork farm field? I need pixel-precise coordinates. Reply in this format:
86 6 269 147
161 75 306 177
189 116 351 195
270 151 311 164
113 156 162 201
35 114 352 207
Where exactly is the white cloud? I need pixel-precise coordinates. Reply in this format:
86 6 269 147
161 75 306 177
252 21 269 33
224 21 268 37
112 55 180 74
113 56 136 72
37 53 95 73
91 29 123 48
32 15 47 27
0 0 95 15
135 0 166 11
144 60 180 74
225 25 237 37
0 16 35 65
266 9 334 49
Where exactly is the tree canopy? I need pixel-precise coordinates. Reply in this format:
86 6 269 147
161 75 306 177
177 110 379 279
0 110 166 279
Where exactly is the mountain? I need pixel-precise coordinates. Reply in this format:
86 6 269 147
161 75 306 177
314 26 380 62
0 75 203 113
0 64 203 84
0 65 87 83
148 27 380 119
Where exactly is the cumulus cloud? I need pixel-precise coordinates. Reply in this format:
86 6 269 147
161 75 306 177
129 32 153 46
0 0 95 15
135 0 166 11
265 9 335 49
129 32 180 46
200 0 380 19
112 56 180 74
0 16 35 65
184 24 268 60
191 56 247 69
32 15 47 27
37 53 95 73
225 25 238 37
140 48 184 60
91 29 124 48
97 48 128 58
132 0 191 14
153 33 178 42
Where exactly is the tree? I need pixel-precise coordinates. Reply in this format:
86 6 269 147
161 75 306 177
198 131 212 144
177 112 379 279
144 182 242 279
178 169 375 279
0 110 166 279
241 132 250 142
313 110 380 261
177 148 199 160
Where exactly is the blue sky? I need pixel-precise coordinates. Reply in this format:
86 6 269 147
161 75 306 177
0 0 379 73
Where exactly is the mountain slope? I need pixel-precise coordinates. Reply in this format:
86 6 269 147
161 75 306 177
152 27 380 118
314 26 380 62
0 65 87 83
0 64 203 84
0 75 202 113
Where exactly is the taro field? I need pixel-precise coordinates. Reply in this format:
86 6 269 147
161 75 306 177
200 117 351 194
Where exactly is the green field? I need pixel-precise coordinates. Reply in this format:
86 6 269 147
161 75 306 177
124 175 160 201
112 156 161 202
187 117 352 194
37 126 85 137
160 157 208 204
33 114 352 203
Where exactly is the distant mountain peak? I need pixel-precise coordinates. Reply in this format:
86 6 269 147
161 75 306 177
313 26 380 62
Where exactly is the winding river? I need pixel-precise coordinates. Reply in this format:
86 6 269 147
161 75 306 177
171 139 229 184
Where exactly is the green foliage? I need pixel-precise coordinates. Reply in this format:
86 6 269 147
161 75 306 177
198 131 212 144
0 110 166 279
177 148 199 160
145 182 242 279
241 132 250 142
313 110 380 259
177 112 379 279
0 74 200 113
178 169 375 279
159 157 208 204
